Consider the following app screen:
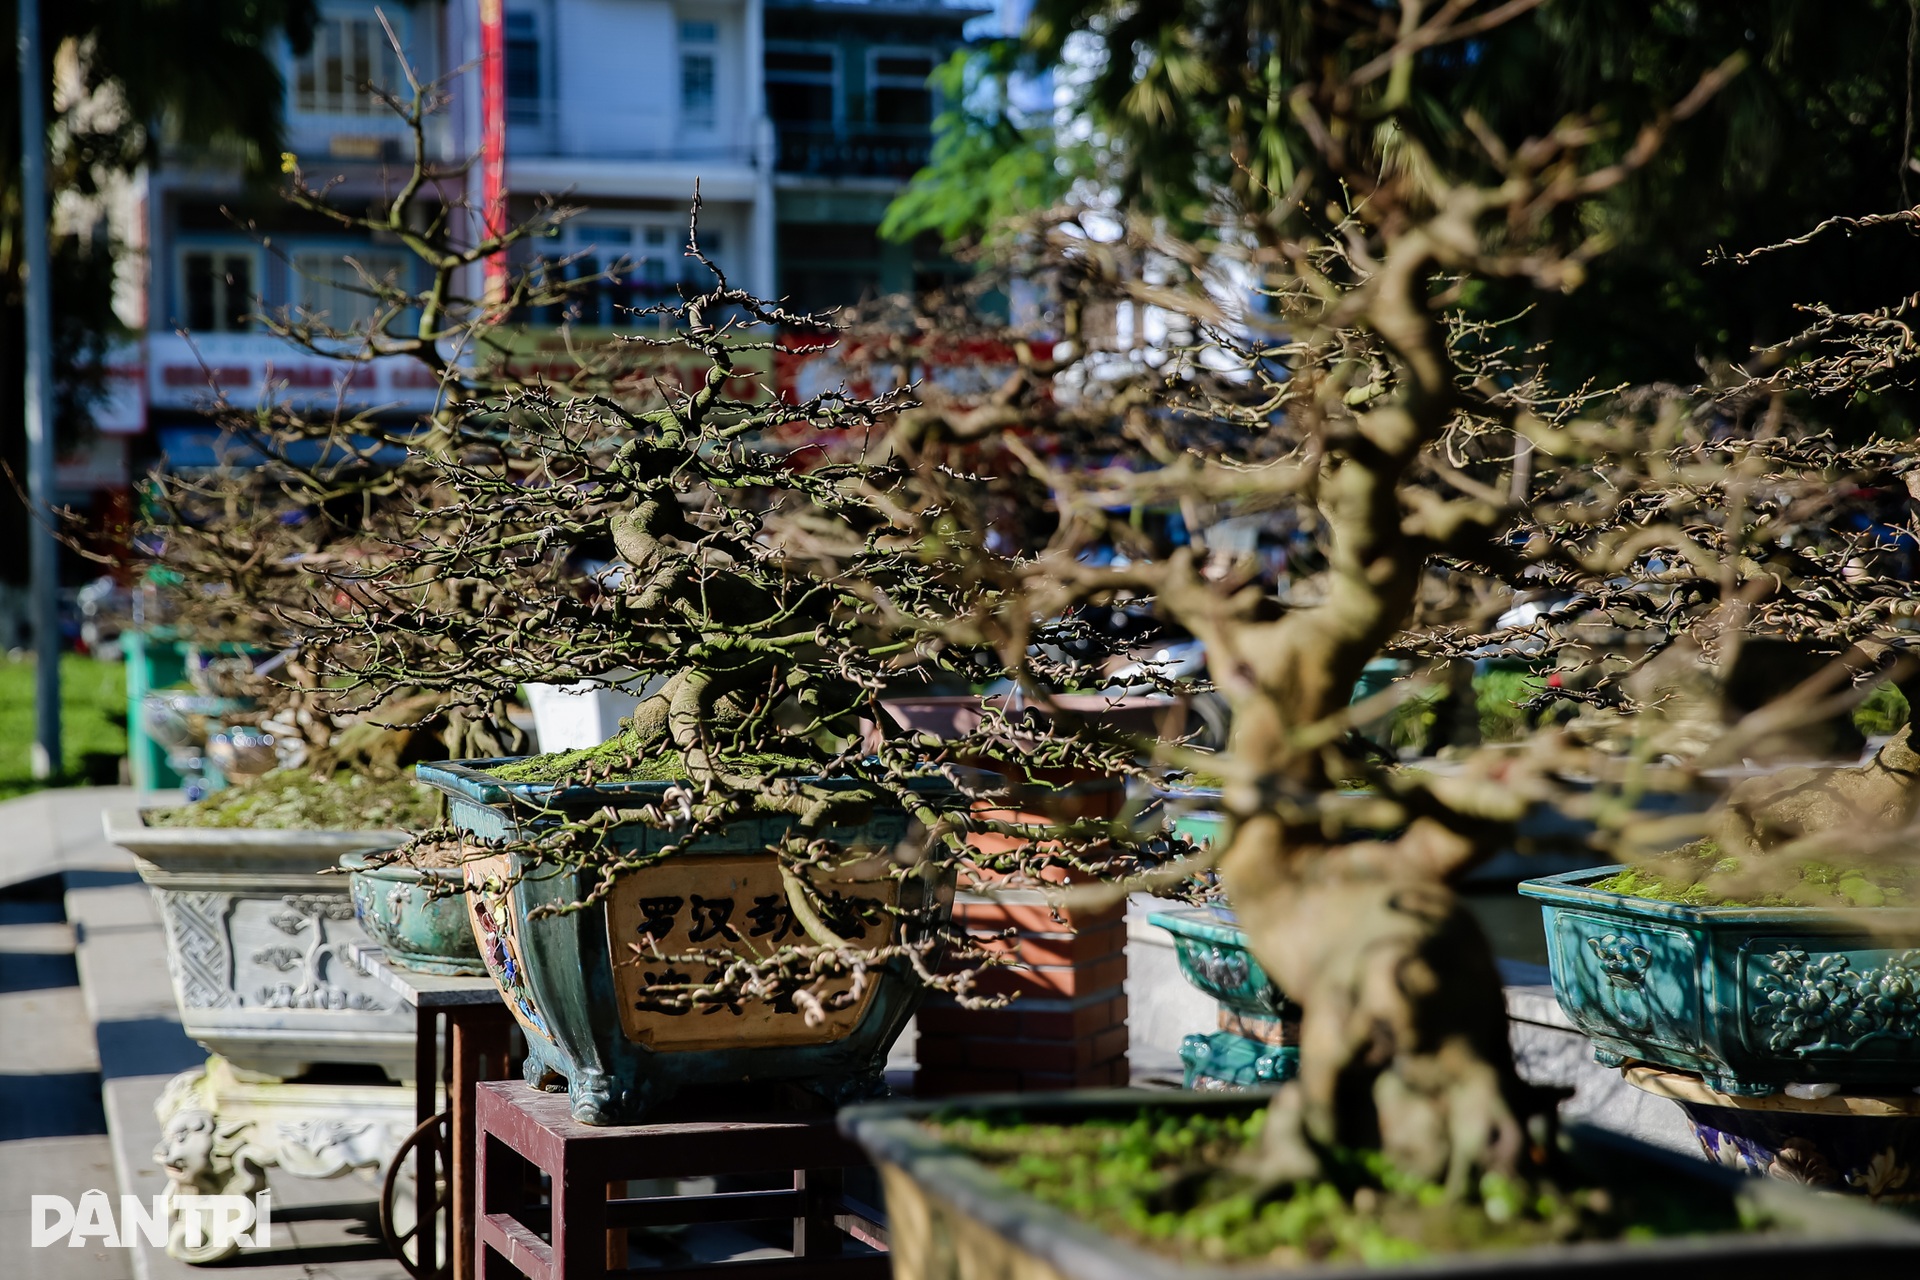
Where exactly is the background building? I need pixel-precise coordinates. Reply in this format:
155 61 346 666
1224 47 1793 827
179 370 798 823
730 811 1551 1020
124 0 976 476
766 0 978 312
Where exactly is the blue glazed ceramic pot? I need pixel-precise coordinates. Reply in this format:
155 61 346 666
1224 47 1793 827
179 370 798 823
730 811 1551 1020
342 851 486 977
1148 905 1300 1090
1521 867 1920 1096
417 758 957 1125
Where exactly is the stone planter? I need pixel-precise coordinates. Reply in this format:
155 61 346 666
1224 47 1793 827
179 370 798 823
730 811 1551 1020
1147 906 1300 1090
1520 867 1920 1096
153 1056 417 1263
341 851 486 977
840 1090 1920 1280
418 758 957 1125
103 808 416 1080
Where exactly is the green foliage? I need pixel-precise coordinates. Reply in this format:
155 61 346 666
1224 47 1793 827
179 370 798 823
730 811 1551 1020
891 0 1920 411
2 0 320 582
1379 670 1547 755
880 48 1076 246
0 654 126 800
933 1106 1744 1264
1477 670 1548 743
148 767 440 832
1853 682 1910 738
1385 687 1441 753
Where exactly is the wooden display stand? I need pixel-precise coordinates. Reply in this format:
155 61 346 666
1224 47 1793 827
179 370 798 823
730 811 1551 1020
475 1081 888 1280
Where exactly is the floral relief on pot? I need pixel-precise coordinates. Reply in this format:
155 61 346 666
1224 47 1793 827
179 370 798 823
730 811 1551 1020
464 853 554 1044
1747 946 1920 1055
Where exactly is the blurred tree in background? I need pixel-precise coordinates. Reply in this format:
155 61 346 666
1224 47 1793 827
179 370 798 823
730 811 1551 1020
890 0 1920 419
0 0 317 588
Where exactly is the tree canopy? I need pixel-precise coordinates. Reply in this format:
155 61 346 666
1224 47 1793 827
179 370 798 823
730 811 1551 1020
887 0 1920 406
0 0 317 584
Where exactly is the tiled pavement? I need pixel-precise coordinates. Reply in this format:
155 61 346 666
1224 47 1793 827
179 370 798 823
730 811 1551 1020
0 875 130 1279
0 788 409 1280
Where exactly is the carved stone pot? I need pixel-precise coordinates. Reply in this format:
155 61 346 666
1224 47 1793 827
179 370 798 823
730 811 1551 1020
153 1056 416 1263
418 758 959 1125
104 808 416 1081
1521 867 1920 1097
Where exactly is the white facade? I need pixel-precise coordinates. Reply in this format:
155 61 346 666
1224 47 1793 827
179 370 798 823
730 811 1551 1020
452 0 775 299
139 0 776 426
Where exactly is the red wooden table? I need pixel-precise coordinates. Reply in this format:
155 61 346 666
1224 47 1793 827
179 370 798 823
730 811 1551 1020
362 946 519 1280
475 1081 889 1280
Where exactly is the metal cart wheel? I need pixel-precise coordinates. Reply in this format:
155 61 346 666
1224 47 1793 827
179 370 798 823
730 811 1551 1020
381 1111 452 1280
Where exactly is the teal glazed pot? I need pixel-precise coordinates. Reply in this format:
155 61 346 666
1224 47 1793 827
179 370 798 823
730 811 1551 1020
417 758 956 1125
1148 906 1300 1089
1521 867 1920 1096
341 851 486 977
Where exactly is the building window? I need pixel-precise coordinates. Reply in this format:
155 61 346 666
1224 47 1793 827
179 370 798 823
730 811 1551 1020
682 54 716 126
871 51 936 127
294 14 406 116
530 220 724 327
506 11 542 124
180 251 256 332
292 250 411 330
766 48 836 125
680 21 717 128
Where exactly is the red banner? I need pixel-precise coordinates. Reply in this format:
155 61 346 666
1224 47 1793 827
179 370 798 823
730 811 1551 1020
479 0 508 303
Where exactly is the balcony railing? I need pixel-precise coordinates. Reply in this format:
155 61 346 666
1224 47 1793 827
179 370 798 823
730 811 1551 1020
518 278 692 328
774 126 932 179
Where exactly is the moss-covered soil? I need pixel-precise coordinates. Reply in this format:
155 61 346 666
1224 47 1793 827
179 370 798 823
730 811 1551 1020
1595 840 1913 908
933 1108 1756 1267
490 727 821 785
148 768 441 831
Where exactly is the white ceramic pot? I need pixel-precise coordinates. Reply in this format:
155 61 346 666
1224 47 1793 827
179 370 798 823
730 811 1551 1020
523 673 657 751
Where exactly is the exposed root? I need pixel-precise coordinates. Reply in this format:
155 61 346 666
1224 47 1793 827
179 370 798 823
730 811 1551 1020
1223 814 1561 1195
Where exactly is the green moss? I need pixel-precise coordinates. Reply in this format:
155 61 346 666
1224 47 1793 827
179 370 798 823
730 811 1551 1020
932 1108 1749 1265
1853 682 1910 738
148 768 441 831
1595 840 1913 908
490 728 822 785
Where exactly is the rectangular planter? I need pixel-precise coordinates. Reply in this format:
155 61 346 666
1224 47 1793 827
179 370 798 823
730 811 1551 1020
840 1089 1920 1280
1520 867 1920 1095
103 807 417 1081
418 757 957 1124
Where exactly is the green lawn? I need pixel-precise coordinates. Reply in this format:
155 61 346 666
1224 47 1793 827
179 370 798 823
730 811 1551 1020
0 655 128 800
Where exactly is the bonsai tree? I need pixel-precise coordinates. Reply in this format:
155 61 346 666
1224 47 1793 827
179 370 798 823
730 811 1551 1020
124 38 1184 1029
832 0 1920 1202
128 45 656 791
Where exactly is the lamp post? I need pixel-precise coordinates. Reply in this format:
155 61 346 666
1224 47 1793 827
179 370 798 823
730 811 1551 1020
17 0 60 779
